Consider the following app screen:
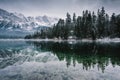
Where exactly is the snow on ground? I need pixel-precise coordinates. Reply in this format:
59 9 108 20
96 38 120 43
0 38 120 43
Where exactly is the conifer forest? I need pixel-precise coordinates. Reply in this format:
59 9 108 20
25 7 120 40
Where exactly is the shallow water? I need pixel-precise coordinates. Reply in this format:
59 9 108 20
0 40 120 80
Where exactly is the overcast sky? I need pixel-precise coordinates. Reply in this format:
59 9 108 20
0 0 120 18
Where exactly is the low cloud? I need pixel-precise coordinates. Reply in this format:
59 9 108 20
0 0 119 18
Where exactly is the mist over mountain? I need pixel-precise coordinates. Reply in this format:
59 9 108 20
0 0 120 18
0 8 59 38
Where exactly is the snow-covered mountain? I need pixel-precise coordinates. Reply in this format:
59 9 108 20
0 8 59 38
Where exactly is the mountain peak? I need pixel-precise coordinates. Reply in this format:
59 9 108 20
0 8 7 12
0 8 59 30
0 8 59 38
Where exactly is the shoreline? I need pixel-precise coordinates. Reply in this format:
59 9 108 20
0 38 120 43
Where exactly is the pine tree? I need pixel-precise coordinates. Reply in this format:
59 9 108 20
65 12 71 39
75 16 82 39
73 13 76 24
87 11 92 38
110 13 117 34
97 7 106 38
116 15 120 36
104 14 110 37
91 12 97 40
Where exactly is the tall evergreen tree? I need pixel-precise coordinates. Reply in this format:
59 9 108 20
104 14 110 37
97 7 106 38
65 12 71 39
116 15 120 36
73 13 76 24
75 16 82 39
91 12 97 40
110 13 117 35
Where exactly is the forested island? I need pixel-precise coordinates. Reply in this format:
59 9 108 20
25 7 120 40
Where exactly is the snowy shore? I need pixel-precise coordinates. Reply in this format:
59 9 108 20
0 38 120 43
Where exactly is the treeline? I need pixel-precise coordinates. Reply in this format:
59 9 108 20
25 7 120 40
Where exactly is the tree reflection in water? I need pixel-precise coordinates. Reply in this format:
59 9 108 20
26 41 120 73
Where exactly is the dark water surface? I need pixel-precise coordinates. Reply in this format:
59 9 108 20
0 40 120 80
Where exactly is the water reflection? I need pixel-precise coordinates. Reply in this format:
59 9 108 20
27 41 120 72
0 41 58 69
0 40 120 80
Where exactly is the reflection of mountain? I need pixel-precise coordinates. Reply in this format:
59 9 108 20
0 41 59 69
27 41 120 72
0 40 120 72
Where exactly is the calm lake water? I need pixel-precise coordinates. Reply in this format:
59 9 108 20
0 40 120 80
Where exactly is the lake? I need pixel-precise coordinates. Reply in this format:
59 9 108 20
0 39 120 80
